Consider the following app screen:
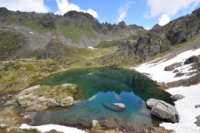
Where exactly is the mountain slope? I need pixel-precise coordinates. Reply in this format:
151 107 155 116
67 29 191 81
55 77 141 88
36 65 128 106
0 7 145 48
97 7 200 66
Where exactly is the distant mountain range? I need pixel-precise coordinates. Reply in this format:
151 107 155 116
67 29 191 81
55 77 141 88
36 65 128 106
1 7 200 63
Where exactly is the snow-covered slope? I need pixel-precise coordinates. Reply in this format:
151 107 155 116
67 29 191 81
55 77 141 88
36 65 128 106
134 48 200 133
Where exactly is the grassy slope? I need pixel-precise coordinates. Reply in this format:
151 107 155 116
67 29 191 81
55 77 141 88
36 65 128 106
60 22 97 42
0 59 61 94
0 31 26 60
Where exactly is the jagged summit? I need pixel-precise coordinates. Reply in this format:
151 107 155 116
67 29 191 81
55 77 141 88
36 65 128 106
115 7 200 58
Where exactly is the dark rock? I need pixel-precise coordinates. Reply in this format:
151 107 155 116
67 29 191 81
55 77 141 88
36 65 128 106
118 21 126 29
195 115 200 126
39 13 56 29
184 56 199 65
0 7 11 17
175 72 185 77
164 63 182 71
170 94 185 101
103 103 125 112
173 69 179 73
195 105 200 108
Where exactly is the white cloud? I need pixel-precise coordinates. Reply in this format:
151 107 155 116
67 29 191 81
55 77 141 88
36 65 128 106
55 0 99 18
86 9 99 18
158 14 170 26
117 1 134 22
0 0 49 13
145 0 200 18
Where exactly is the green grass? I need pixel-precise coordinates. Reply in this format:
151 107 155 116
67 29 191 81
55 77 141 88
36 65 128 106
60 22 97 42
96 40 121 48
6 18 16 25
0 31 26 60
0 59 61 94
69 47 117 68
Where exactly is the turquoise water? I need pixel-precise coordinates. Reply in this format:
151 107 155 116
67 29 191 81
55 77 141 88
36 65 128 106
30 68 173 129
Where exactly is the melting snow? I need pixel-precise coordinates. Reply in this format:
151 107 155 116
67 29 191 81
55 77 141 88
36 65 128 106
134 48 200 133
20 124 86 133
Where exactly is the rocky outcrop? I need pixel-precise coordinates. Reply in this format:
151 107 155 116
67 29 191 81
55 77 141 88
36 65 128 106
164 63 182 71
167 72 200 88
146 98 179 123
114 7 200 59
16 84 77 111
195 115 200 126
39 13 56 30
103 102 125 112
184 56 200 65
170 94 185 101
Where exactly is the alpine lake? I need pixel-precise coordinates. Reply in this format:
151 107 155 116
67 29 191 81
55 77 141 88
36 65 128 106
29 67 173 131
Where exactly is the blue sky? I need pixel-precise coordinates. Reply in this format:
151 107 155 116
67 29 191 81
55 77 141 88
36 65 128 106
1 0 200 29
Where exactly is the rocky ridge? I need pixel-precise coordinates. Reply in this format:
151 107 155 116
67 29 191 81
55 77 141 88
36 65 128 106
99 7 200 66
0 7 145 50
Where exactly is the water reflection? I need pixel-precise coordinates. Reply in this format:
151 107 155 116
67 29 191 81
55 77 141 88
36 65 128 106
30 68 173 129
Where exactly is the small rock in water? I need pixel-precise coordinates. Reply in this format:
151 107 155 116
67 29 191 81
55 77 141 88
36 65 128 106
103 102 125 112
113 103 125 109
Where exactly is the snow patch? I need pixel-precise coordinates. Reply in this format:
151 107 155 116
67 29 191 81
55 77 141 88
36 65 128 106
134 48 200 133
160 84 200 133
88 46 96 50
135 48 200 82
20 124 86 133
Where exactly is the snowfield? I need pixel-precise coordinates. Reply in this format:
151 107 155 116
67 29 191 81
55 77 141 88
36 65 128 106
135 48 200 133
20 124 86 133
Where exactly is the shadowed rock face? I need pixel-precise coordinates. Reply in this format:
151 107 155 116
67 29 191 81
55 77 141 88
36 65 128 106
116 7 200 58
39 13 56 30
184 56 200 65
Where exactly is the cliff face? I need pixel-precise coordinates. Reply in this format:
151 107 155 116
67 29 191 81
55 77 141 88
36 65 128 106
118 8 200 58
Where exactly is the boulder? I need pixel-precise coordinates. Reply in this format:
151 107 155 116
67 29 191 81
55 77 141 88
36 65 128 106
113 103 125 109
195 105 200 108
92 120 101 129
103 102 125 112
147 98 179 123
156 82 168 89
184 56 199 65
164 63 182 71
170 94 184 101
146 98 160 109
195 115 200 126
60 96 74 107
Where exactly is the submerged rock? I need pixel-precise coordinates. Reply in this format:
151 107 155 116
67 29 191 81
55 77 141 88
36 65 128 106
147 98 179 123
170 94 184 101
103 103 125 112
